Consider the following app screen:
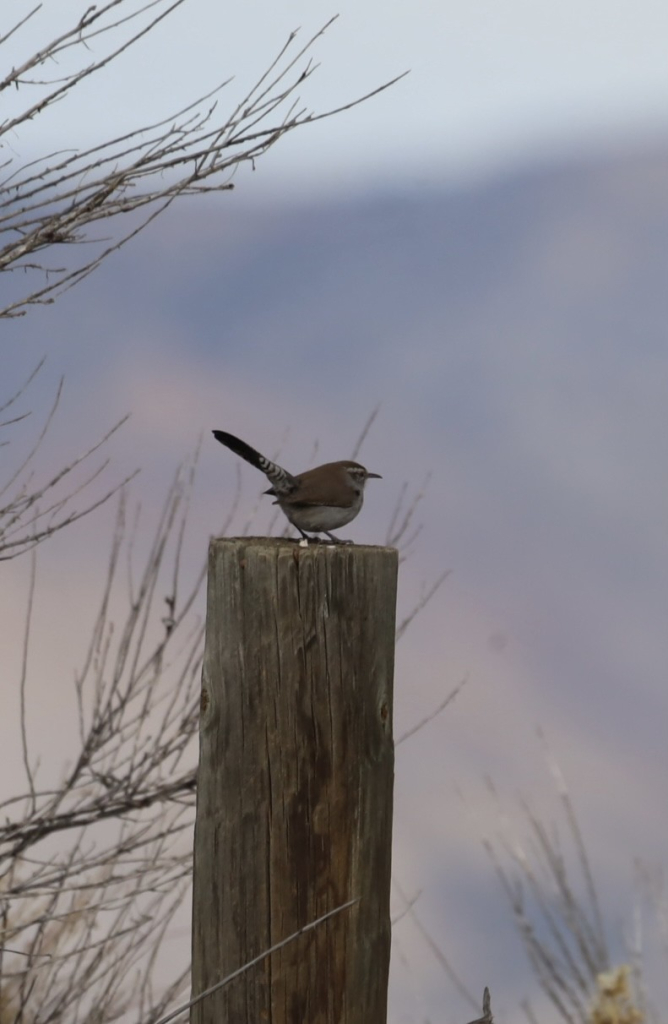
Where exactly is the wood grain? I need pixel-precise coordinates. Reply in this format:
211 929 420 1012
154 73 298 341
191 537 398 1024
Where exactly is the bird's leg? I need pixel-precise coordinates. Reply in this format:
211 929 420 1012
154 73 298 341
324 531 353 545
297 529 326 545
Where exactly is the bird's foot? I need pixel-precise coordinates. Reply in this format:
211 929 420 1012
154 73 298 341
297 531 354 546
324 531 353 545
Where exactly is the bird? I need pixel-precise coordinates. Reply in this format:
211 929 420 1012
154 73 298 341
212 430 381 543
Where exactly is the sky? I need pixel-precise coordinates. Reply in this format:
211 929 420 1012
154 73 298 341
4 174 668 1019
3 4 668 1023
4 0 668 193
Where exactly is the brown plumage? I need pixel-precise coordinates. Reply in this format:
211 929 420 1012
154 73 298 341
213 431 381 542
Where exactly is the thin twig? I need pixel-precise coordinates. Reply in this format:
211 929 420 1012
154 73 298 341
396 675 468 745
148 898 359 1024
19 547 38 815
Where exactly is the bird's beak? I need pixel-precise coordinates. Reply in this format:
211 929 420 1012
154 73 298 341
366 472 382 479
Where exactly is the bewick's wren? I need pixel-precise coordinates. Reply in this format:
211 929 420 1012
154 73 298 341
212 430 381 543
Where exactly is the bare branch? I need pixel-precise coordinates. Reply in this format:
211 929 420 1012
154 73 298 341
391 884 422 926
395 675 467 745
350 403 380 461
385 470 432 555
396 569 451 641
19 548 38 815
1 7 404 318
0 6 41 50
0 457 209 1021
0 356 45 417
0 367 135 559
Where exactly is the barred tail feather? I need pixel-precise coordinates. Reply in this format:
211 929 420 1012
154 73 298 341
212 430 295 494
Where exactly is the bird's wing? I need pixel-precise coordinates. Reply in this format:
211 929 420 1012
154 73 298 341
278 464 355 508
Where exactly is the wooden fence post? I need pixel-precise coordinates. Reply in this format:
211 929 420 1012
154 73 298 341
191 537 398 1024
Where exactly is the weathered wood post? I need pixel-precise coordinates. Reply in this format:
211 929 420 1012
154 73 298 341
191 537 398 1024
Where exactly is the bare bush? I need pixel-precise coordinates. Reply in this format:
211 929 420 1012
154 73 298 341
482 745 644 1024
0 461 209 1022
0 1 402 319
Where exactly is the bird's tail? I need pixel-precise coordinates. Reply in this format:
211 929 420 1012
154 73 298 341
212 430 296 495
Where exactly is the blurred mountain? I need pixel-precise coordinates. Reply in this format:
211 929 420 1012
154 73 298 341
11 137 668 378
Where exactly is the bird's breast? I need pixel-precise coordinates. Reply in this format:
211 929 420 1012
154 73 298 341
279 502 362 531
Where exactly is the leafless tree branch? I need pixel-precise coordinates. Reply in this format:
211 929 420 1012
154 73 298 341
19 547 38 816
0 3 405 318
395 568 451 641
0 363 135 559
350 403 380 461
395 674 468 745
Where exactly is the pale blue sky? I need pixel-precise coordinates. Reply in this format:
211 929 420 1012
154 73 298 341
5 0 668 193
